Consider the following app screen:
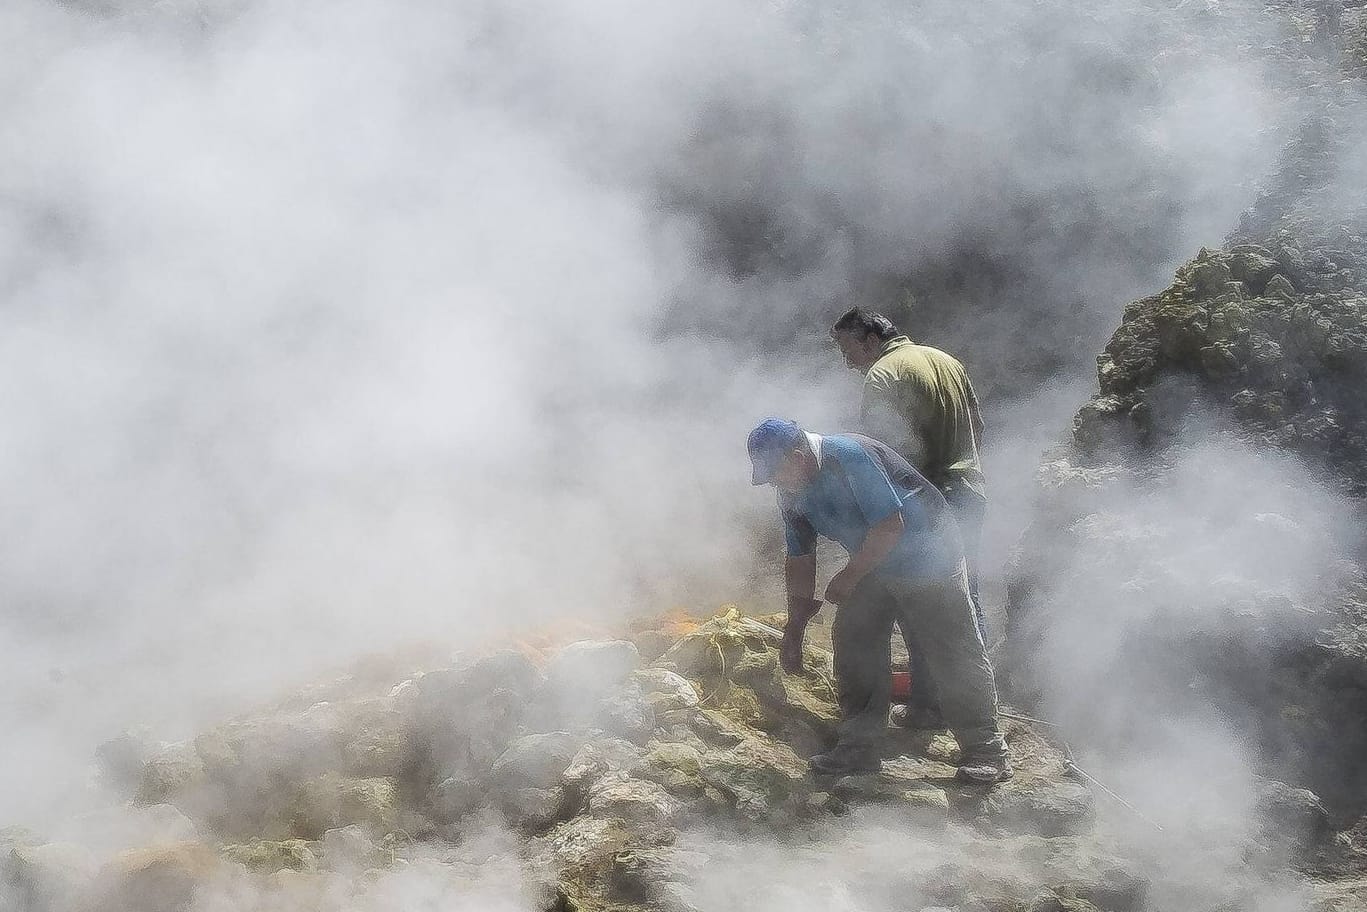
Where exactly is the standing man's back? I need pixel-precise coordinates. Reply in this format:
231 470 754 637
861 338 986 502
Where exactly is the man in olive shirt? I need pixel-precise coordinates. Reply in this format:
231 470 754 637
831 308 989 726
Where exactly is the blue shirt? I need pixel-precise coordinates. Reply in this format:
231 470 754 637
779 434 962 580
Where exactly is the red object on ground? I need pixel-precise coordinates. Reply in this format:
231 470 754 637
890 670 912 700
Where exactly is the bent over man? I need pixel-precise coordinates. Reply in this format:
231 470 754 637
747 418 1010 783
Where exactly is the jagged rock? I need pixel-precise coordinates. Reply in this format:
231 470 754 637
980 779 1094 837
492 733 582 791
318 824 388 870
632 669 700 713
591 681 656 744
1034 836 1148 912
830 772 950 823
134 741 205 807
609 847 709 908
1266 272 1298 299
586 774 681 831
1229 247 1283 291
88 843 221 912
566 739 643 779
637 741 706 797
289 774 400 839
501 787 571 833
429 775 483 824
1187 251 1234 297
2 841 95 912
221 838 318 873
697 737 808 820
534 814 637 876
338 703 414 779
1256 779 1331 850
414 651 542 782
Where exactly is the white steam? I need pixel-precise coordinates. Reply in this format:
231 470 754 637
0 6 1348 912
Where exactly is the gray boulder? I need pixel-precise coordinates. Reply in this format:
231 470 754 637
491 733 582 791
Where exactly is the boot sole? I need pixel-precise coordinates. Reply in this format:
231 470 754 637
956 766 1013 784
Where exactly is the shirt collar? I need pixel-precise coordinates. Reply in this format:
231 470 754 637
805 432 823 468
879 335 915 358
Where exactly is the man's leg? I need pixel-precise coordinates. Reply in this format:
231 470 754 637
820 576 897 771
942 481 988 639
895 623 943 728
889 564 1009 779
894 483 987 728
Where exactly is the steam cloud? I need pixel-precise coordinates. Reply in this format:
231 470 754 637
1 0 1356 909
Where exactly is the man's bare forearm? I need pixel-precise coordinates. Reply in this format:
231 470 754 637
780 553 820 673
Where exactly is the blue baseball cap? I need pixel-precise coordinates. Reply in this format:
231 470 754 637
747 418 804 485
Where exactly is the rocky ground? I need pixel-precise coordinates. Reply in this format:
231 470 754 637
1004 1 1367 896
3 608 1365 912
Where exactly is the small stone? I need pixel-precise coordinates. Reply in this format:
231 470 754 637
632 668 700 713
587 774 682 830
221 838 318 873
290 774 400 839
1265 273 1297 300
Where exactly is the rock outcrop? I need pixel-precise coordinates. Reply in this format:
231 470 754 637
1004 16 1367 879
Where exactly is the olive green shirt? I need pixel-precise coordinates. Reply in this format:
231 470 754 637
860 336 986 497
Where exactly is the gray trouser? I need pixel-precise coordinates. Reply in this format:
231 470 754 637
833 564 1006 762
900 481 987 713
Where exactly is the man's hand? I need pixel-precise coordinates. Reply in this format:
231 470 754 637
781 596 822 673
824 566 863 606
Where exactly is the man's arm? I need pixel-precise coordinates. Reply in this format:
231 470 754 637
781 553 822 674
825 511 904 604
779 507 821 673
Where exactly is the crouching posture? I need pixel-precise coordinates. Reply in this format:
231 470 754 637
747 418 1011 783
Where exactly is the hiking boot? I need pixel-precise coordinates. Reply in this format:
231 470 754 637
808 745 882 776
889 703 945 730
955 756 1014 784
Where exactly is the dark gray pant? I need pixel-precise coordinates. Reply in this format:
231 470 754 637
901 481 986 715
832 565 1007 761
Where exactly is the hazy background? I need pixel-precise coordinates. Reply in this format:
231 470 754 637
0 0 1325 852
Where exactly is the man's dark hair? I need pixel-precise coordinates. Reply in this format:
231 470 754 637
831 307 899 341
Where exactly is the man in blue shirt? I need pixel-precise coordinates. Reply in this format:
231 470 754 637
748 417 1010 782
